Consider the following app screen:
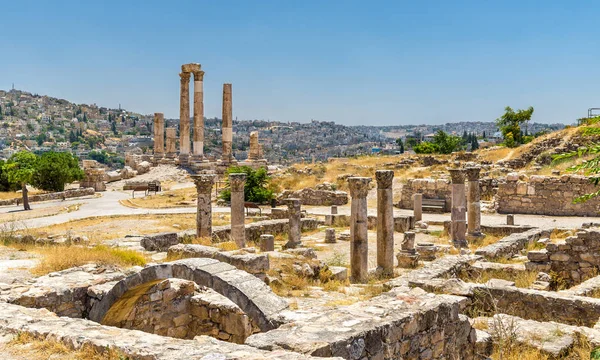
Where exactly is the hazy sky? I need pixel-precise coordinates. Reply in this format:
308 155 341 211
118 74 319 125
1 1 598 125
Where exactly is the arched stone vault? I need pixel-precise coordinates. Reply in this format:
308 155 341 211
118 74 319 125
89 258 288 332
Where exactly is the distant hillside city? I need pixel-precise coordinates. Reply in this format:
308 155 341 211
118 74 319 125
0 88 565 166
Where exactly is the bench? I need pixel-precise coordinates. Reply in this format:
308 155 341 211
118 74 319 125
421 198 446 213
244 202 262 216
147 181 161 195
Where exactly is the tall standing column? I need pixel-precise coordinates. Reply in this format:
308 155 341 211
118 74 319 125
153 112 164 161
449 169 467 248
192 174 215 238
466 167 483 240
376 170 394 276
165 127 177 159
192 70 205 161
248 131 260 161
179 71 191 163
222 83 233 163
284 198 302 249
413 193 423 222
229 173 246 248
348 177 371 283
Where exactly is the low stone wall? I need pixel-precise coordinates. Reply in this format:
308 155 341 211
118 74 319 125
398 178 497 211
325 214 414 232
168 244 269 277
526 229 600 285
496 174 600 216
278 188 348 206
474 227 551 260
0 303 332 359
102 278 259 343
0 187 95 207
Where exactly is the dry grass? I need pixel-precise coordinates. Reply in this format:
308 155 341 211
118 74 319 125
477 147 513 163
119 186 200 209
490 332 596 360
6 332 125 359
25 213 232 242
31 245 147 275
468 234 501 251
460 268 538 288
0 189 45 201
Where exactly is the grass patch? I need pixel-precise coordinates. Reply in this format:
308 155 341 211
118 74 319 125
460 268 537 288
7 332 126 359
32 245 147 275
325 251 349 267
468 234 501 251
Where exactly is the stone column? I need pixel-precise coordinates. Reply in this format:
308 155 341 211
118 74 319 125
192 69 205 161
248 131 260 161
413 193 422 222
165 127 177 159
284 198 302 249
179 71 191 163
465 167 483 240
260 234 274 252
396 232 419 268
376 170 394 276
153 112 164 161
348 177 371 283
507 214 515 226
449 169 467 248
222 83 233 163
192 174 215 238
229 173 246 248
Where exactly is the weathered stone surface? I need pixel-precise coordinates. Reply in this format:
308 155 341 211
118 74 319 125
192 174 216 238
222 83 234 162
260 234 275 252
168 244 269 276
153 112 165 156
475 227 551 259
141 232 179 252
284 198 302 249
376 170 394 276
278 188 348 206
348 177 371 283
230 173 247 248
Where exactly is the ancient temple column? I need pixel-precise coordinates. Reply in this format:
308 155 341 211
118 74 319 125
229 173 246 248
449 169 467 248
192 174 215 238
284 198 302 249
465 167 483 240
179 71 191 163
248 131 260 161
153 112 164 160
376 170 394 276
348 177 371 283
222 83 233 163
413 193 423 222
165 127 177 158
192 69 205 160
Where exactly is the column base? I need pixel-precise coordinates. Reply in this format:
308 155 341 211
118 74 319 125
452 239 469 249
466 232 485 242
396 250 420 268
178 153 190 165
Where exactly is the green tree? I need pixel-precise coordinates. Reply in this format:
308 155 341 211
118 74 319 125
2 151 38 210
32 152 83 192
219 166 274 203
495 106 534 147
433 130 463 154
395 138 405 154
471 136 479 150
0 160 19 192
413 141 439 154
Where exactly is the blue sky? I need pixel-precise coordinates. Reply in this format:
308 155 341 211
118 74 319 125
1 0 598 125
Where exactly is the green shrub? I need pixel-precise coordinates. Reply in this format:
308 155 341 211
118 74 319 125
219 166 274 204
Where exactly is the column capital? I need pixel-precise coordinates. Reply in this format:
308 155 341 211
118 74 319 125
348 177 372 198
192 174 215 194
154 112 164 120
229 173 247 192
448 169 466 184
375 170 394 189
465 167 481 181
180 72 191 83
286 198 301 211
193 70 205 81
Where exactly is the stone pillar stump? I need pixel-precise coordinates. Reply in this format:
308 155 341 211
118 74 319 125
179 71 191 164
466 167 483 240
153 112 165 163
260 234 274 252
192 174 215 238
229 173 246 248
449 169 467 248
413 193 423 222
348 177 371 283
396 232 419 268
284 198 302 249
376 170 394 277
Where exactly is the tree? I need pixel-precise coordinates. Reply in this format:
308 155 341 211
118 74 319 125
2 151 38 210
471 137 479 150
111 121 117 135
413 142 439 154
495 106 534 147
433 130 463 154
0 160 19 192
395 138 405 154
32 152 83 192
219 166 274 204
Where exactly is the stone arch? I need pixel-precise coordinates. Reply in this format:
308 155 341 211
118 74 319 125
89 258 288 332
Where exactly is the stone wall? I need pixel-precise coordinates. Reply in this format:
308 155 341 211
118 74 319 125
474 227 551 260
0 188 95 207
496 174 600 216
324 214 414 233
278 188 348 206
526 228 600 285
102 278 258 343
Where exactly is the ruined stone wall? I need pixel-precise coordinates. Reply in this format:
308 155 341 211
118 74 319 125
526 228 600 285
399 178 497 211
278 188 348 206
0 188 95 206
103 279 258 343
496 174 600 216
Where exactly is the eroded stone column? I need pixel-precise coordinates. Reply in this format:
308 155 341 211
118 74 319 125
248 131 260 161
449 169 467 248
396 232 419 268
192 174 215 238
165 127 177 159
222 83 233 163
192 69 205 160
413 193 422 222
179 71 191 163
153 112 164 161
284 198 302 249
260 234 274 252
466 167 483 240
348 177 371 283
376 170 394 276
229 173 246 248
